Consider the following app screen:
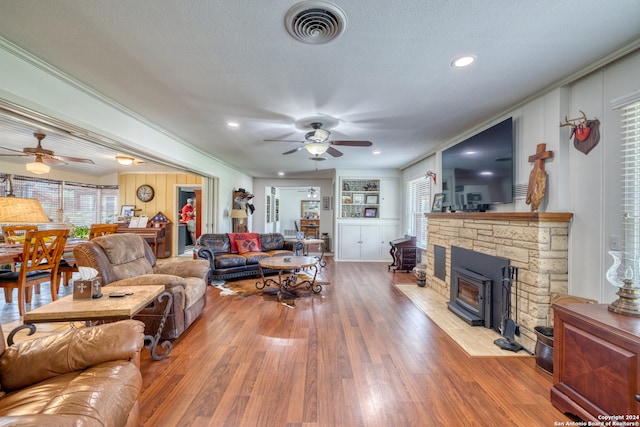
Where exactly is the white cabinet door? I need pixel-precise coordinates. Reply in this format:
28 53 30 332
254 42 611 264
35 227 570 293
339 224 363 261
359 225 381 260
337 221 400 261
380 178 399 219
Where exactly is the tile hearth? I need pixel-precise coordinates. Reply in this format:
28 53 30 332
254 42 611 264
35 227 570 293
396 284 531 357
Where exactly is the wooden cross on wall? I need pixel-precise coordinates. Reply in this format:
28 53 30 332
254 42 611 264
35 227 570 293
525 143 553 212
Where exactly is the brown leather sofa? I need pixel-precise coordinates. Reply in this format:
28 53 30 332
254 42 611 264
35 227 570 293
195 232 303 282
73 233 209 340
0 319 144 427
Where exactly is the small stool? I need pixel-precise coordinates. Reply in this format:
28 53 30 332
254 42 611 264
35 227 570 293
413 264 426 287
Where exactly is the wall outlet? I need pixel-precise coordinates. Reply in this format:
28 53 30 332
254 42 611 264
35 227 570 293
610 235 622 251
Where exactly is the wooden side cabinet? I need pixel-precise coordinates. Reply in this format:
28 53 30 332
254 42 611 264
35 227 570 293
551 303 640 421
299 219 320 238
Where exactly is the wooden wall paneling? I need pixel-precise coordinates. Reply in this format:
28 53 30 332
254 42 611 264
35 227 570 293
118 172 202 228
165 174 178 223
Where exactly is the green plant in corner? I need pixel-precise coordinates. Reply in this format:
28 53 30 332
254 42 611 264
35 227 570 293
71 225 90 239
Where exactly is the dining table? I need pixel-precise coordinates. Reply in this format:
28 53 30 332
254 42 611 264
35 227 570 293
0 238 87 265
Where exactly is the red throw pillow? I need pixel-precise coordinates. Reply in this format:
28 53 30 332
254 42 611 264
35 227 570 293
237 238 260 254
228 232 261 253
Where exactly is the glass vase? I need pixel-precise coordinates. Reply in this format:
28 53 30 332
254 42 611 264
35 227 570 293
606 251 640 317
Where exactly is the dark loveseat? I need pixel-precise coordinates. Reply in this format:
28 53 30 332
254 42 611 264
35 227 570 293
195 232 302 282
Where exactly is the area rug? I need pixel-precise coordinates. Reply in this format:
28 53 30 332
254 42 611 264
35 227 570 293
395 284 532 358
212 274 330 307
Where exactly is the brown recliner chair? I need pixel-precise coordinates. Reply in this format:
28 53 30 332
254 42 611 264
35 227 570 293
73 233 209 340
0 320 144 427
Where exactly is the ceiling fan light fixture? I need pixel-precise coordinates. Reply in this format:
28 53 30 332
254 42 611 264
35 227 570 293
305 128 331 143
116 155 135 165
305 142 330 156
26 158 50 175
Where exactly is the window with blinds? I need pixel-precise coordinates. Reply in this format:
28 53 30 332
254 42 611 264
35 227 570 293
406 177 430 248
0 174 119 226
619 100 640 275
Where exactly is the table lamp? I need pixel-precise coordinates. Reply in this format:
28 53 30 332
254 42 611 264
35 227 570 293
0 196 50 223
230 208 247 233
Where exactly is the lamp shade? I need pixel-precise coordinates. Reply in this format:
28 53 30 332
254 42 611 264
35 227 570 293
25 159 50 175
0 197 50 223
305 143 329 156
230 208 247 219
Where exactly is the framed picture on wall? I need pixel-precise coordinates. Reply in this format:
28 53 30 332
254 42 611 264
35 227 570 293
266 195 271 222
323 196 331 210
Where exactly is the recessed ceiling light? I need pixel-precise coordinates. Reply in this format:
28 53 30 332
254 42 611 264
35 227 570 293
227 122 239 128
372 150 381 155
480 171 493 176
278 171 285 176
452 56 476 68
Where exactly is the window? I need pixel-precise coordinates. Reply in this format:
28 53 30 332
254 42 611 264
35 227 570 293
406 177 430 247
0 174 119 226
618 99 640 274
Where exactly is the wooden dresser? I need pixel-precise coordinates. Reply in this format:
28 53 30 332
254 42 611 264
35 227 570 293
551 303 640 420
299 219 320 238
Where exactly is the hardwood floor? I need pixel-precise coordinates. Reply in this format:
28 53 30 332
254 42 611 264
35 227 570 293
139 258 572 426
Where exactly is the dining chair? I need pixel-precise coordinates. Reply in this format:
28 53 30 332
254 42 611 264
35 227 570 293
2 225 39 245
0 229 69 316
88 223 119 239
58 223 119 288
1 225 40 302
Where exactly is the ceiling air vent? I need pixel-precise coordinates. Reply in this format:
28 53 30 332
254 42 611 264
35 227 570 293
285 1 347 44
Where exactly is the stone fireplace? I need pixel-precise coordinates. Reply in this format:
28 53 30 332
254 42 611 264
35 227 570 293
425 212 573 352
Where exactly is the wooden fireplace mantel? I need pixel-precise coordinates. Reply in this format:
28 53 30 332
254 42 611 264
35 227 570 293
425 211 573 223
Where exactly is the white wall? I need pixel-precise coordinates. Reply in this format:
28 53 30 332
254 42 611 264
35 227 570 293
0 41 253 234
251 178 334 238
424 48 640 303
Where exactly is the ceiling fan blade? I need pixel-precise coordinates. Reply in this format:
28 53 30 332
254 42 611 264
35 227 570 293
326 146 343 157
53 155 95 164
0 153 28 157
331 140 373 147
43 157 67 166
283 147 304 155
264 139 305 143
0 146 26 154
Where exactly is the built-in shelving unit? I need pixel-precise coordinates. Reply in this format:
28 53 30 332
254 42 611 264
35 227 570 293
339 178 380 219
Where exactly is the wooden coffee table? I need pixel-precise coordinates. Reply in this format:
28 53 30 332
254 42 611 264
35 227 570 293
8 285 173 360
257 255 322 302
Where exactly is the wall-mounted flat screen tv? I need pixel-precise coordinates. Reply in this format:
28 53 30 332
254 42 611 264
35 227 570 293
441 117 513 210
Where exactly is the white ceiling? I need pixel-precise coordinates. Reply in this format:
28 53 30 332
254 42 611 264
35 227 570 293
0 1 639 178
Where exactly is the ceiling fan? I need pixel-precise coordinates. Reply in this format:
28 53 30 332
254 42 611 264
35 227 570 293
265 122 373 160
0 132 94 173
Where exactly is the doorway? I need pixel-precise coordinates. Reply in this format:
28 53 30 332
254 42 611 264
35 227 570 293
177 186 202 256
